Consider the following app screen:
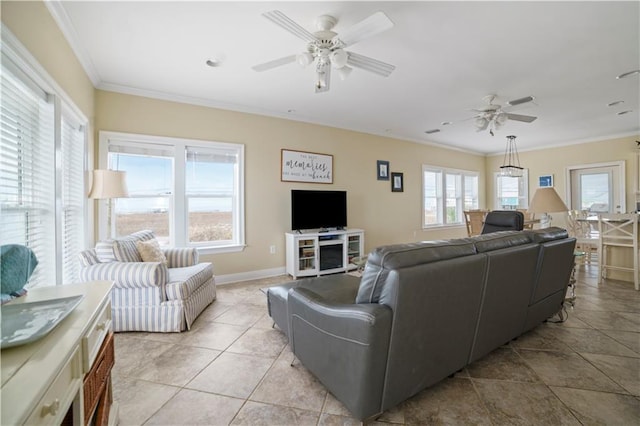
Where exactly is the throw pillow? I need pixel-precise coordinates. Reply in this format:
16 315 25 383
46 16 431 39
95 240 116 263
136 239 168 266
112 230 156 262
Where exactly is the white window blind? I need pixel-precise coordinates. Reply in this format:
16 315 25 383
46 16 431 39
100 132 245 253
61 116 85 284
423 165 479 227
1 58 56 288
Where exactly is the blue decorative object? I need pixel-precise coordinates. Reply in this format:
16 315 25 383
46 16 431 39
1 245 38 295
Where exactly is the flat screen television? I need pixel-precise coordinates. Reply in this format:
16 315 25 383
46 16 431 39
291 190 347 231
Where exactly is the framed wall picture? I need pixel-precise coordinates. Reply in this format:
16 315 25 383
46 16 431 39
281 149 333 184
539 175 553 187
391 172 404 192
377 160 390 180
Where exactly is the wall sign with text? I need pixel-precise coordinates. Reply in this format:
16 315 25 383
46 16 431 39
281 149 333 184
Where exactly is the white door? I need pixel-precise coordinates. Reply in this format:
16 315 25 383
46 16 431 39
568 162 625 213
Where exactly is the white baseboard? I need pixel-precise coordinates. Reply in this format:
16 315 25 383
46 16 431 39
216 267 287 285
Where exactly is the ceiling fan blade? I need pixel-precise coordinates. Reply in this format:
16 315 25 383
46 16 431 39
346 52 395 77
262 10 317 43
506 113 538 123
252 55 297 72
337 11 394 47
506 96 535 107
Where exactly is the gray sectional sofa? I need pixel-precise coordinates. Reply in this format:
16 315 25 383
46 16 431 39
266 227 576 421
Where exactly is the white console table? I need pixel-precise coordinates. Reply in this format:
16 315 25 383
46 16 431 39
285 229 364 279
1 280 116 425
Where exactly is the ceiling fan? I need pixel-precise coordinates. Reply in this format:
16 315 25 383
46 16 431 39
252 10 396 93
468 94 538 136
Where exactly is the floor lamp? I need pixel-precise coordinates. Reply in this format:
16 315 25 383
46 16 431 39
88 170 129 239
528 187 568 228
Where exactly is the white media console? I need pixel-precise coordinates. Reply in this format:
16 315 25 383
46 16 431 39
285 229 364 279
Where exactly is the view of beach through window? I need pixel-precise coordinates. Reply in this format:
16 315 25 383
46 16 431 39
110 151 234 244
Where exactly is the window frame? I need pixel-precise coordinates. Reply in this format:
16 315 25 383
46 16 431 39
494 169 530 210
2 27 89 287
98 131 246 254
422 165 480 228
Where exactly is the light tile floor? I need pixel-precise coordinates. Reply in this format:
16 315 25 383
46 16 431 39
112 269 640 425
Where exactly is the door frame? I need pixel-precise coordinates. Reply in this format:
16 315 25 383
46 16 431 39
565 161 626 212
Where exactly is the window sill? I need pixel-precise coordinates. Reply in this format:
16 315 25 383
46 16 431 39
422 224 466 230
195 244 246 255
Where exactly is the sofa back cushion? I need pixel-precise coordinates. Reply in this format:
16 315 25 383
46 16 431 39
378 254 487 410
472 230 533 253
94 230 156 263
355 239 477 304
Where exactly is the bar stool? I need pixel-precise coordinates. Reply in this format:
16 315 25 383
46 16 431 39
597 213 639 290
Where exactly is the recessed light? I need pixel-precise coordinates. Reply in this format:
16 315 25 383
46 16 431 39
616 70 640 79
607 100 624 107
441 121 452 126
206 59 220 67
425 129 440 134
617 110 633 115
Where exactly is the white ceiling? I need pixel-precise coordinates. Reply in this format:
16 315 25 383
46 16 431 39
48 1 640 154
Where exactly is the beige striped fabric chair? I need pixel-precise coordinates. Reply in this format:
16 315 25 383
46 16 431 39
79 230 216 332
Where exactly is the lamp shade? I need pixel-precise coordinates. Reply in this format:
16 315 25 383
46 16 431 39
88 170 129 199
528 187 568 214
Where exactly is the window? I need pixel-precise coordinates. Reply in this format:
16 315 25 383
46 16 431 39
568 162 625 213
423 165 479 227
100 132 245 253
495 170 529 210
0 49 87 288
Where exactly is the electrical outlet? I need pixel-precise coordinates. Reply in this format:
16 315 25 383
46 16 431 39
269 245 276 254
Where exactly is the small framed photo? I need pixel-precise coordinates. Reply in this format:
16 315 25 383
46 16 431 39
377 160 390 180
539 175 553 187
391 172 404 192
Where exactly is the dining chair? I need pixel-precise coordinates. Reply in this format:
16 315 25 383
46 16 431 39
597 213 639 290
517 209 536 230
566 210 599 267
463 210 488 237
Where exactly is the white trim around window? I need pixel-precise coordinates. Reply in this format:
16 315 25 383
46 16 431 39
422 165 480 228
494 169 530 210
98 131 246 254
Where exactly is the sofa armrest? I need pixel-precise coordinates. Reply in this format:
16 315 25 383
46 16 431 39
288 287 392 420
163 247 198 268
79 262 168 289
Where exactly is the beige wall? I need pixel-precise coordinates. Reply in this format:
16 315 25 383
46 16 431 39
95 90 486 275
6 0 638 280
1 1 95 123
486 135 640 230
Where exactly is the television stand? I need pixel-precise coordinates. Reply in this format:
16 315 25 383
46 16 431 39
285 229 364 279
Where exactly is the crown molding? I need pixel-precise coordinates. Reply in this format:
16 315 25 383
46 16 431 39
45 0 101 86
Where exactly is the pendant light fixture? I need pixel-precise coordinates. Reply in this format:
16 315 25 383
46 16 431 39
499 135 524 177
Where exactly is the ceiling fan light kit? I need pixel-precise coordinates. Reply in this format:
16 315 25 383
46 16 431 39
253 10 396 93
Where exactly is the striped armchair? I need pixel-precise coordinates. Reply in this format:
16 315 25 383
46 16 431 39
79 230 216 332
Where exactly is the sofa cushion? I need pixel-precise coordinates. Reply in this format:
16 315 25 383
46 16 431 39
165 263 213 301
525 227 569 243
95 230 156 263
355 239 477 304
472 231 533 253
113 230 155 262
95 241 117 263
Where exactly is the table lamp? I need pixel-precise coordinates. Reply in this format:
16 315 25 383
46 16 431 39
528 187 568 228
88 169 129 238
